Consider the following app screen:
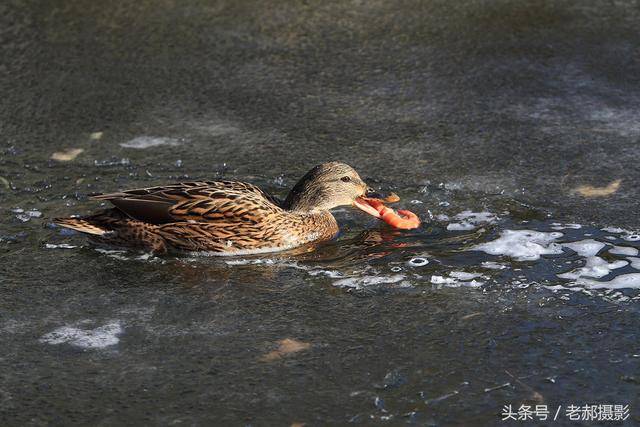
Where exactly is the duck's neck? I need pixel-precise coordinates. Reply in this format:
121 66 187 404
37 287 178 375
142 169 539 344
283 181 328 212
284 190 319 212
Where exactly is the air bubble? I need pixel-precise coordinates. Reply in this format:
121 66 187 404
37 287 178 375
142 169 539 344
408 257 429 267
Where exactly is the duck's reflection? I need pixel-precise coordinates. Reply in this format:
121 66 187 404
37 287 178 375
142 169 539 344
164 228 412 290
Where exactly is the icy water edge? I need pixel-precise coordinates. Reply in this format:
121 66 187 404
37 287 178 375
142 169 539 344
2 156 640 425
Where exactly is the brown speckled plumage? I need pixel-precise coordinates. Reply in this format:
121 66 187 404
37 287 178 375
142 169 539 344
54 162 373 255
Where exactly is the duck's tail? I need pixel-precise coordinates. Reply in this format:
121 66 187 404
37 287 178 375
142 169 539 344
53 209 167 254
53 217 109 236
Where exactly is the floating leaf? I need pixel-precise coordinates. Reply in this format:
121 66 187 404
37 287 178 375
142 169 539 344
259 338 311 362
51 148 84 162
0 176 10 189
574 179 621 197
90 131 103 140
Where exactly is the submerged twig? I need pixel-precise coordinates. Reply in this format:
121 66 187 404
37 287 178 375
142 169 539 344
484 382 511 393
504 369 545 403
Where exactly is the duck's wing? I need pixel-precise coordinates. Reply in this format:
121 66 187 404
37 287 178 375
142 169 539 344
92 181 283 224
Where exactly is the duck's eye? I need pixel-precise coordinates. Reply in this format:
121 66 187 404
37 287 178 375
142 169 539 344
340 176 351 182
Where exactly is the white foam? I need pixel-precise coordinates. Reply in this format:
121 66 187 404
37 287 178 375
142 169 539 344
610 246 639 256
120 136 182 149
333 274 405 290
471 230 563 261
562 239 605 257
40 321 123 349
558 257 627 280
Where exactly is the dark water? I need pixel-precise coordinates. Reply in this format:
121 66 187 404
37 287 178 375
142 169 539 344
2 1 640 425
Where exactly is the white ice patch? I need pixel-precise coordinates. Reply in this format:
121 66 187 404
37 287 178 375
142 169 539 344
471 230 563 261
449 271 484 280
610 246 639 256
120 136 182 149
481 261 507 270
562 239 605 257
430 275 457 285
333 274 406 290
307 269 344 279
628 257 640 270
602 227 626 234
446 222 475 231
601 227 640 241
558 257 627 280
45 243 78 249
12 208 42 222
222 258 345 280
576 273 640 290
224 258 278 266
447 211 497 231
550 223 582 230
431 271 486 288
93 248 159 262
40 321 123 349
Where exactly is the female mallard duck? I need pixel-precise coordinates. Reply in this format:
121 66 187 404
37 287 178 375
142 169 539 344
54 162 393 255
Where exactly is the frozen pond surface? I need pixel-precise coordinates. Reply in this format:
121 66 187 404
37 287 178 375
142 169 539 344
2 0 640 425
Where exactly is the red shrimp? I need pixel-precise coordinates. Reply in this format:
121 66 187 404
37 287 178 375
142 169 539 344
366 199 421 230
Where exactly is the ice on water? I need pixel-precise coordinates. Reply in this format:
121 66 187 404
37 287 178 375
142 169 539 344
471 230 564 261
557 257 628 280
446 211 497 231
333 274 408 290
431 271 486 288
609 246 639 256
575 273 640 290
469 228 640 294
40 321 123 349
120 136 182 149
44 208 640 298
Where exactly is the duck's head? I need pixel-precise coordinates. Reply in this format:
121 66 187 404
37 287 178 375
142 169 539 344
284 162 382 218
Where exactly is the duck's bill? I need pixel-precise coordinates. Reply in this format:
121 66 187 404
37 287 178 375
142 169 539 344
354 193 421 229
354 191 401 217
353 197 382 218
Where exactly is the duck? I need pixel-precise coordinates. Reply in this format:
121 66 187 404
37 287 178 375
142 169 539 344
54 162 390 255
